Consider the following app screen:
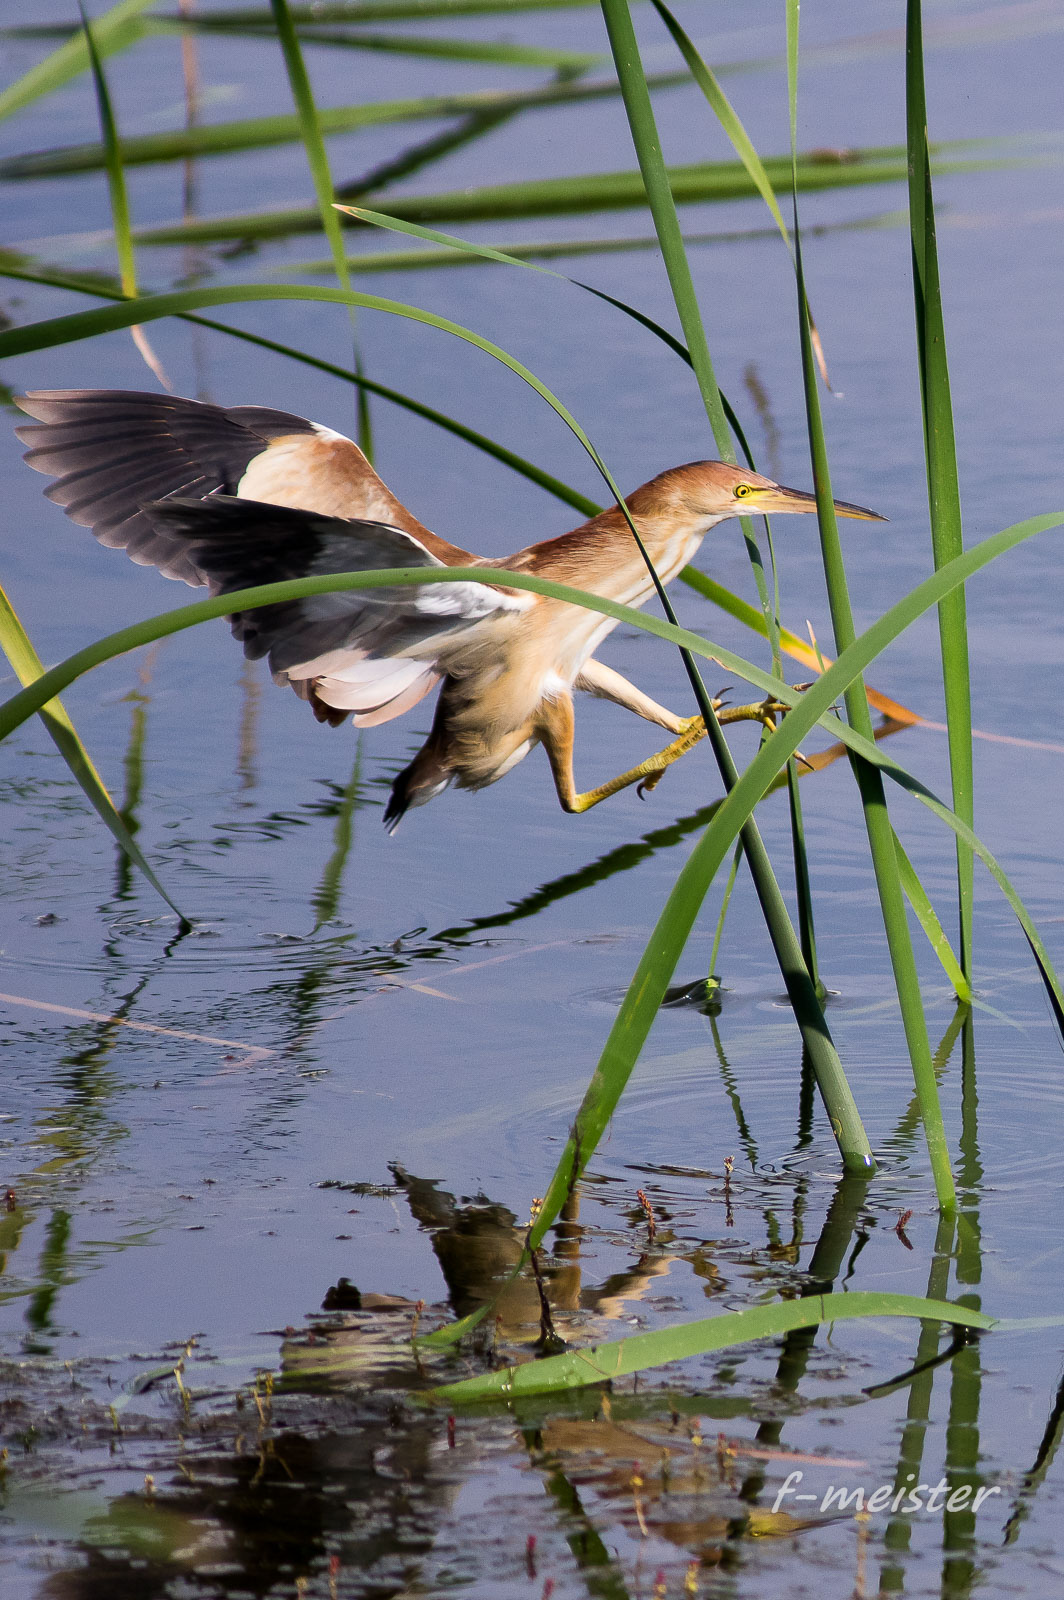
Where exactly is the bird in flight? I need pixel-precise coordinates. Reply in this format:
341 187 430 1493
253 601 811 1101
15 389 883 830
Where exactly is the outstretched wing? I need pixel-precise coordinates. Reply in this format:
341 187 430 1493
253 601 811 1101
145 495 530 726
15 388 461 586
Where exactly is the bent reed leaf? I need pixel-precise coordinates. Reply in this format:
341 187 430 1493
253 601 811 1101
339 204 767 470
283 210 904 275
427 1292 995 1402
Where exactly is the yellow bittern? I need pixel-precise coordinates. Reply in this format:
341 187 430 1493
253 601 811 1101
15 390 883 830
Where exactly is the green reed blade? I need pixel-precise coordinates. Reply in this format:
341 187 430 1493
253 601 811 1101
0 584 187 924
580 0 828 960
647 0 831 383
907 0 974 979
427 1292 994 1402
849 740 1063 1031
0 12 184 919
270 0 350 296
311 745 362 929
786 0 952 1209
79 4 168 387
114 653 149 902
106 152 992 247
705 839 742 987
78 3 134 297
894 833 971 1002
339 203 756 474
269 0 372 452
786 759 821 994
648 0 789 245
0 0 152 123
4 150 1013 256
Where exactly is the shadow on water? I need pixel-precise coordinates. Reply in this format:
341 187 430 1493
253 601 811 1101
434 719 906 943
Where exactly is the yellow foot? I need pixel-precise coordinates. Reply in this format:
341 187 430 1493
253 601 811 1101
570 716 708 812
718 695 793 733
636 715 707 796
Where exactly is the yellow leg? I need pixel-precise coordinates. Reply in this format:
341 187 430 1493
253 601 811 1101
538 692 797 815
622 696 795 804
569 715 708 812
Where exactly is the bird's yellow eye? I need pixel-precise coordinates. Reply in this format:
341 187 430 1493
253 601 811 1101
734 483 755 499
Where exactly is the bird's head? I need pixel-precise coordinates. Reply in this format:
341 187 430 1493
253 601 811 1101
677 460 885 524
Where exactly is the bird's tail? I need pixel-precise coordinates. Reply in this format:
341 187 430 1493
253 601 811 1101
383 749 453 834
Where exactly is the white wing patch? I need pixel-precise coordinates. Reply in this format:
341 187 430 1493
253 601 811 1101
413 580 531 619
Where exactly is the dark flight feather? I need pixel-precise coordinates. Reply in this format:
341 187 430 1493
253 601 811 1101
16 389 317 584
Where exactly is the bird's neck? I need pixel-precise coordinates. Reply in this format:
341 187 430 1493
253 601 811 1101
511 502 725 588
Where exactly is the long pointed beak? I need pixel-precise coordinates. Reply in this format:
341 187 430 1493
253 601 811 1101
751 484 886 521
